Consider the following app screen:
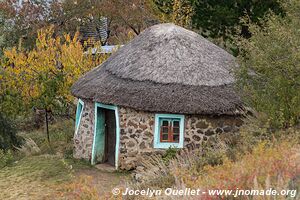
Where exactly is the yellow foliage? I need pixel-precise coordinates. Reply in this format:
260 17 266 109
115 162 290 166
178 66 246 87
1 26 107 110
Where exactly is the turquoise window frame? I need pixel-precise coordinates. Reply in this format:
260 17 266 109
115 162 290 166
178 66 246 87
154 114 185 149
75 99 84 135
91 102 120 170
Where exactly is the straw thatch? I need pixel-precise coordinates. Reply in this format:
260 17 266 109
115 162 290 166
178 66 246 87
72 23 243 115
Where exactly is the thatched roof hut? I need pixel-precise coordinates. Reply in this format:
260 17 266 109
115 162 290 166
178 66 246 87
72 23 242 116
72 23 244 170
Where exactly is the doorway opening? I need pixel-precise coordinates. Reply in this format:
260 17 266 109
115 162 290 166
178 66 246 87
92 103 118 167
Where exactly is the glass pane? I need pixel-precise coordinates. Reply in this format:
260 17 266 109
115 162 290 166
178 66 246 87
173 127 179 134
173 121 180 127
162 134 169 141
173 134 179 142
162 127 169 133
162 120 169 126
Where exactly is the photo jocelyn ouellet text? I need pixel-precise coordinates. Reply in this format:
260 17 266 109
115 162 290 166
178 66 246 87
112 187 297 198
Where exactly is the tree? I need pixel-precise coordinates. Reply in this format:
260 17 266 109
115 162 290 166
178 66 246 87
236 0 300 128
0 0 56 52
153 0 283 51
1 26 107 144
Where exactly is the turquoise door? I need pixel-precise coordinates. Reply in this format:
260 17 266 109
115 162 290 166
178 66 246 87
92 108 106 164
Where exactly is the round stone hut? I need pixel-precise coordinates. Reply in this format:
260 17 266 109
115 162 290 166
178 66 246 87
71 23 244 170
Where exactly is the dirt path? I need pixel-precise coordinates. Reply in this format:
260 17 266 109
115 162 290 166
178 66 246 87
74 168 130 197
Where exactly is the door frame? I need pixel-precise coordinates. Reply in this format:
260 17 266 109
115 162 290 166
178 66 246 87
91 102 120 169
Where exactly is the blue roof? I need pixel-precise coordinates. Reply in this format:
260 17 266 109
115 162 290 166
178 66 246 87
87 45 123 54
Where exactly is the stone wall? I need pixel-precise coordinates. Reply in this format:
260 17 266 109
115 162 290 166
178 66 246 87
184 115 243 150
73 99 95 160
118 107 243 170
118 107 165 170
72 103 243 170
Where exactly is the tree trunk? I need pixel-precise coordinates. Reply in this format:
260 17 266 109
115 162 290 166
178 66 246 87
45 109 50 145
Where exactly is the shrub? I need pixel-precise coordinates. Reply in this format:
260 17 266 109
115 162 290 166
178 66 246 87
236 0 300 128
0 113 22 150
0 149 14 168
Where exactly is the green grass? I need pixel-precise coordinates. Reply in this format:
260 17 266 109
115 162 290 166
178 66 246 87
0 119 131 199
0 155 73 199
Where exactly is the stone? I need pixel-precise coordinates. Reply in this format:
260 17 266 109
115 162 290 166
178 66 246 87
144 131 152 137
136 129 143 134
185 138 191 142
83 124 89 128
149 120 154 126
139 124 148 130
128 121 138 128
140 141 146 149
127 140 136 148
223 126 232 133
121 129 126 135
121 136 129 140
120 148 127 153
192 135 201 141
215 128 223 134
128 128 133 134
203 136 208 141
196 121 209 129
197 129 204 134
130 134 137 138
205 129 215 136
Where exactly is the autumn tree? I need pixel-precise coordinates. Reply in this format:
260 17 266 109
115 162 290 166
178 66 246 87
1 26 107 144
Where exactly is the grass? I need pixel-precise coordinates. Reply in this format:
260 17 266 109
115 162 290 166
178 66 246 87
0 119 130 199
0 155 73 199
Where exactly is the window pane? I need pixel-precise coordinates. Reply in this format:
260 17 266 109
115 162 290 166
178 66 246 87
173 134 179 142
173 121 180 127
162 120 169 126
162 127 169 133
162 134 169 141
173 127 179 134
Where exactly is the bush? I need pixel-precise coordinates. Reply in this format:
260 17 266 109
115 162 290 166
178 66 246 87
0 113 22 150
0 149 14 168
236 1 300 128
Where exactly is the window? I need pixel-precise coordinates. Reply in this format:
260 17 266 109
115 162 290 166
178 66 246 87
154 114 184 148
75 99 84 134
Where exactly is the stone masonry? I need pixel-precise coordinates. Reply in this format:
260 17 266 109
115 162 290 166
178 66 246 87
73 99 95 160
73 101 243 170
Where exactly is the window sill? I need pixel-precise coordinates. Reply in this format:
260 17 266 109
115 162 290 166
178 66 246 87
154 142 183 149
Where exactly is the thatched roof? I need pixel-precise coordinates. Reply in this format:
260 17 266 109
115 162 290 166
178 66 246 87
72 23 243 115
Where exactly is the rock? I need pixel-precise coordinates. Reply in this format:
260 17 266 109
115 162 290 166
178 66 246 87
223 126 232 133
127 140 136 148
196 121 209 129
128 121 138 128
136 129 143 134
144 131 152 137
192 135 201 141
215 128 223 134
139 124 148 130
121 136 129 140
149 120 154 126
197 129 204 134
140 141 146 149
185 137 191 142
205 129 215 136
121 129 126 135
